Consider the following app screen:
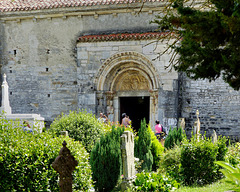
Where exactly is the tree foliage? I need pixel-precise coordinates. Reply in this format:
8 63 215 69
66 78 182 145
134 119 153 172
154 0 240 90
90 126 125 192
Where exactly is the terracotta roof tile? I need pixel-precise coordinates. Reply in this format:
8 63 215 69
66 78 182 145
0 0 164 12
78 32 174 42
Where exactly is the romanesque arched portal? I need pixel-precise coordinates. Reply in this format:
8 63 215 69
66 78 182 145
95 51 160 128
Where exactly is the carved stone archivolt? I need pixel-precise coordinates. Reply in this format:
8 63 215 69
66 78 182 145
95 51 160 91
115 71 150 91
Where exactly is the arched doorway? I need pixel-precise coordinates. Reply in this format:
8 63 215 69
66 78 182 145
95 51 160 129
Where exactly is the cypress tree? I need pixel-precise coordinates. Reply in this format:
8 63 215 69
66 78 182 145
90 126 124 192
134 119 153 172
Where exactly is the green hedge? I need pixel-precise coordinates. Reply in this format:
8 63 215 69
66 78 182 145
134 119 153 172
160 146 182 182
90 126 125 192
0 118 92 191
50 110 106 153
180 135 227 185
147 124 164 171
164 127 185 150
132 171 180 191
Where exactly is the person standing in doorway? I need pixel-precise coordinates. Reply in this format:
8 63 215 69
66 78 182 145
98 113 108 123
122 113 131 128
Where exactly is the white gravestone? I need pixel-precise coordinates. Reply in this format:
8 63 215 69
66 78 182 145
121 131 135 191
0 74 12 114
0 74 45 132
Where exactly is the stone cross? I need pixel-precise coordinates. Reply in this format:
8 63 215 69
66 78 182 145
52 141 78 192
0 74 12 114
120 131 135 191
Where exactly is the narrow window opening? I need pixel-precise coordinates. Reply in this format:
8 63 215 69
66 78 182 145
48 94 50 97
14 50 17 56
10 92 12 95
46 68 49 72
10 70 12 73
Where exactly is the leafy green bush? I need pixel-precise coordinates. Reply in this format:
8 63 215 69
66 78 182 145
134 119 153 172
0 118 92 191
180 136 220 185
50 110 105 152
132 171 180 191
215 161 240 192
90 126 125 192
147 124 164 171
159 146 182 182
164 127 185 150
226 142 240 167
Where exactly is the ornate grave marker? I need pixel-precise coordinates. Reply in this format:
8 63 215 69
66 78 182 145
193 110 201 141
120 131 135 191
52 141 78 192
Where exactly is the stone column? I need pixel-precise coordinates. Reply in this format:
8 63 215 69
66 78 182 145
106 91 115 123
0 74 12 114
149 89 158 129
96 91 104 115
121 131 135 191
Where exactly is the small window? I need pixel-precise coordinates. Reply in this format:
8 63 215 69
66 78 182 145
46 68 49 72
48 94 50 97
14 50 17 56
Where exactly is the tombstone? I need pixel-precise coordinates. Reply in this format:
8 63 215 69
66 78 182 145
178 118 185 130
60 131 68 137
0 73 12 114
193 110 201 141
212 129 218 144
52 141 78 192
0 74 45 132
120 131 135 191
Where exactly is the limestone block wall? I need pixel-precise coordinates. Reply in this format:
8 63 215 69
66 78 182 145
0 6 161 124
179 73 240 140
77 39 179 126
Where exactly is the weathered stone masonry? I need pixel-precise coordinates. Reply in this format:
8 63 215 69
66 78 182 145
0 0 239 139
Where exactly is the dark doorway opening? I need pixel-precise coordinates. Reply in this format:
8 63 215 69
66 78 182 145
120 96 150 132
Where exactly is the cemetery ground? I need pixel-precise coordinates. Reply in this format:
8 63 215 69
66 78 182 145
0 111 239 192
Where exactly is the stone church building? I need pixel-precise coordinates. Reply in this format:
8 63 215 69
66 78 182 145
0 0 239 139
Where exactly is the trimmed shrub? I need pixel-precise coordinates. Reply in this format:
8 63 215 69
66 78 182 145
0 118 92 191
132 170 180 191
226 142 240 167
180 136 219 185
134 119 153 172
50 110 105 152
90 126 125 192
147 124 164 171
159 146 182 182
164 127 185 150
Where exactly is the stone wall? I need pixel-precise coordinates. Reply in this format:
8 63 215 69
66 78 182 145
0 3 239 138
179 73 240 140
77 39 179 128
0 4 161 125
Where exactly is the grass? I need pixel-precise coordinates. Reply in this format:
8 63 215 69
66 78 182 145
176 179 235 192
